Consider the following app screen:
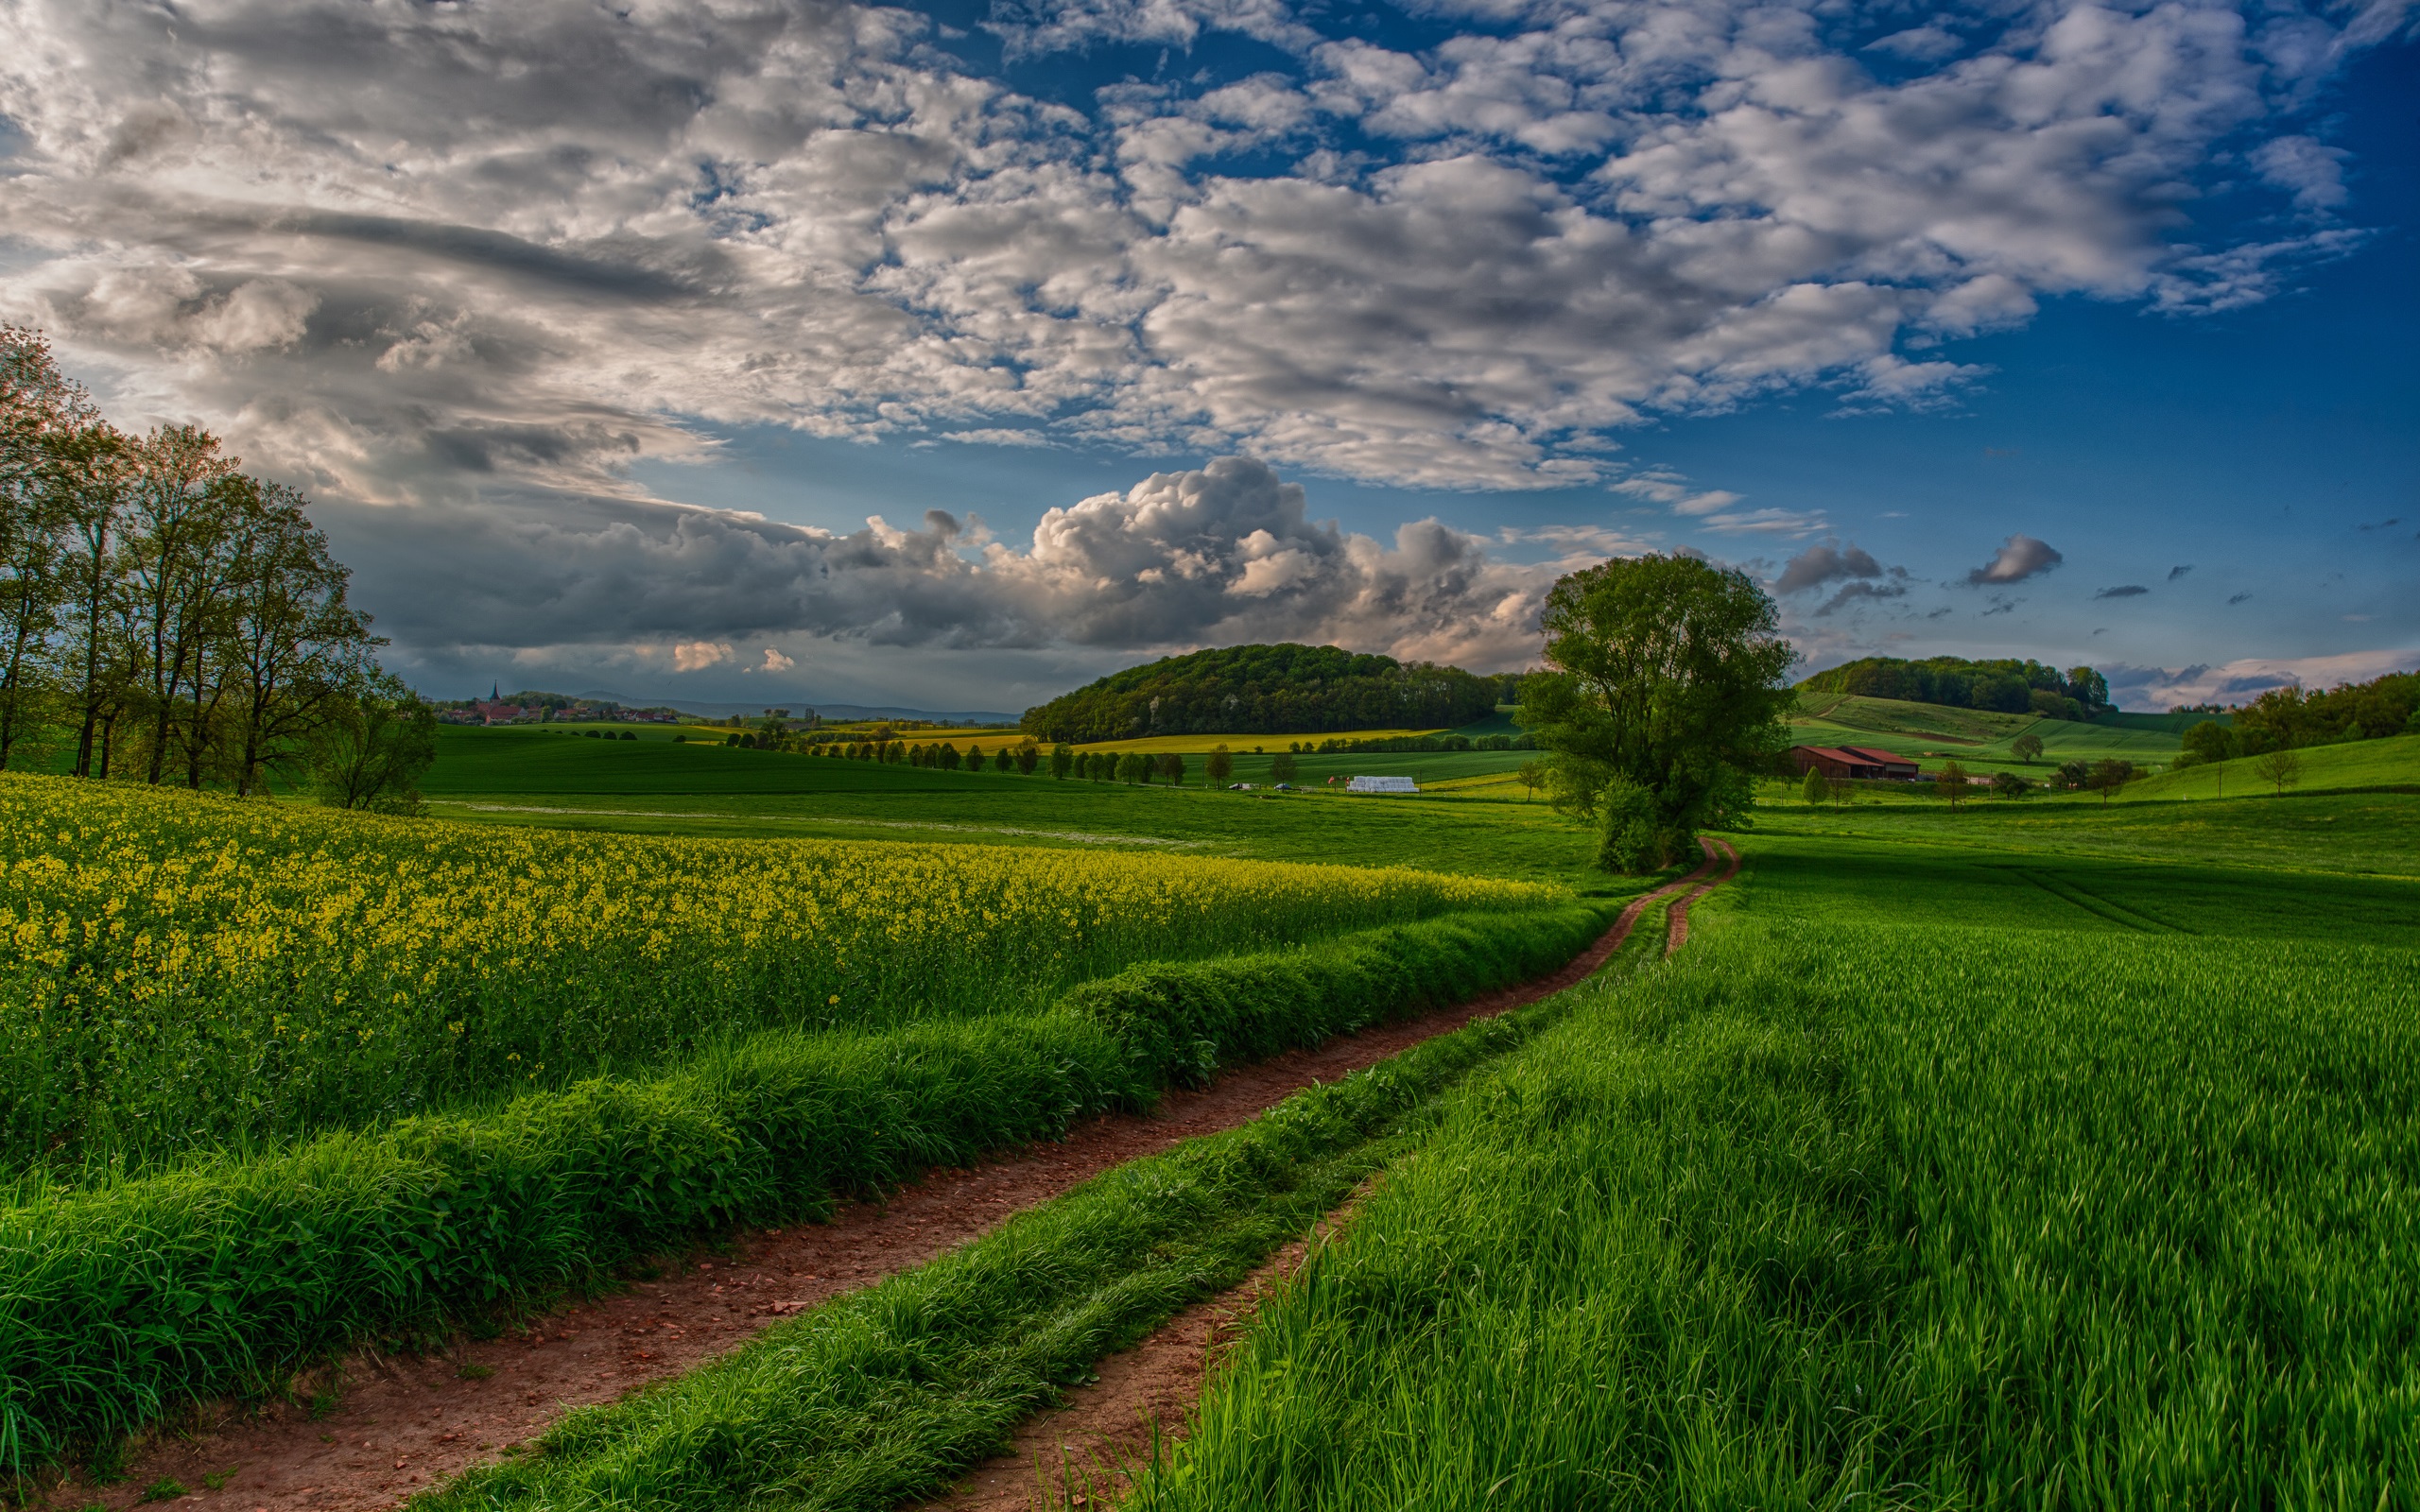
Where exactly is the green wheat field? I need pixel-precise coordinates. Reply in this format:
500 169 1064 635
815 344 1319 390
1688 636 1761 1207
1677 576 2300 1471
6 720 2415 1505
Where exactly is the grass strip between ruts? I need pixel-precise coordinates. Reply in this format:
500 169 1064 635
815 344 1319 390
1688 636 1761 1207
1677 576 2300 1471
0 902 1617 1474
409 906 1662 1512
1122 911 2420 1508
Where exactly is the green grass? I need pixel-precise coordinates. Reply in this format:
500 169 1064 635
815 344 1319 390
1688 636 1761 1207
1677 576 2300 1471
1131 873 2420 1508
0 903 1621 1472
420 730 1591 885
407 904 1669 1512
2122 730 2420 801
1789 694 2187 774
1761 781 2420 879
6 776 1555 1177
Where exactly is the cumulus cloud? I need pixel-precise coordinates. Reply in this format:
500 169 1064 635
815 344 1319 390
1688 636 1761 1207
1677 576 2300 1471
0 0 2394 507
1965 535 2064 585
331 457 1585 673
1775 541 1883 594
2105 649 2420 711
757 647 797 673
2095 584 2151 599
1815 579 1909 617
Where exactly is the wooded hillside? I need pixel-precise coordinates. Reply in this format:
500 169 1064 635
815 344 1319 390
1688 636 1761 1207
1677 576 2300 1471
1798 655 2107 718
1020 644 1505 744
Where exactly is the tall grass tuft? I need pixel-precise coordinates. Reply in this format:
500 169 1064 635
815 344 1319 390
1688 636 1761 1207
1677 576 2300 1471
1130 917 2420 1508
0 902 1611 1474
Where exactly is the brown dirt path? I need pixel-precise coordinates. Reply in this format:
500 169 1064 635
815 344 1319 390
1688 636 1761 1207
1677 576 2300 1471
916 844 1744 1512
56 866 1717 1512
1666 837 1741 954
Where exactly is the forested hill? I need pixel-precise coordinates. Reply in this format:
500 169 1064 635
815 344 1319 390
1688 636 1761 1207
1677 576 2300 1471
1020 644 1507 744
1799 655 2109 719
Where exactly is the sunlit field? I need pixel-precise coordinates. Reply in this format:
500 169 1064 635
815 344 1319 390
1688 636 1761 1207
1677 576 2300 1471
0 774 1553 1175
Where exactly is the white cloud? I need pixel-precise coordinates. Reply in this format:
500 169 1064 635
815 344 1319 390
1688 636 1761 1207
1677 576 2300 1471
329 457 1587 673
758 647 797 673
2252 134 2352 214
1966 534 2064 585
2105 648 2420 710
0 0 2389 509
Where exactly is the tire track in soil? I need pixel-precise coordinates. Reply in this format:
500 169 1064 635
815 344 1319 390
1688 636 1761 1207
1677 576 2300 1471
1665 837 1741 954
58 860 1721 1512
919 841 1742 1512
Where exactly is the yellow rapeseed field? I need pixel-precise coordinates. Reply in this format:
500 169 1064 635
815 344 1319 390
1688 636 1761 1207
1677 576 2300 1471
0 774 1555 1171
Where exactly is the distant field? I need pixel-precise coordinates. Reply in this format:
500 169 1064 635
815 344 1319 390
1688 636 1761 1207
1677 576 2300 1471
1791 692 2184 772
1066 727 1448 755
2122 730 2419 801
1135 764 2420 1509
421 730 1585 884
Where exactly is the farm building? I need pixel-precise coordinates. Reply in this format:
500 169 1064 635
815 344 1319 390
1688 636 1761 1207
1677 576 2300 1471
1347 775 1421 795
1790 745 1921 782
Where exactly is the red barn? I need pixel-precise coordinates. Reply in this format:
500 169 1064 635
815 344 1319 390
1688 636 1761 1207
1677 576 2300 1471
1791 745 1921 782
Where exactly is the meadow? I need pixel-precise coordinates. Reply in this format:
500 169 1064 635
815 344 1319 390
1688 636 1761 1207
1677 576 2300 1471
1790 692 2187 774
421 726 1584 885
0 774 1555 1176
1128 794 2420 1508
15 705 2418 1502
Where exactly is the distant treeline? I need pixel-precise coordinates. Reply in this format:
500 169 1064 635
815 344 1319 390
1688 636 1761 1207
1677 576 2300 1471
1799 656 2110 719
1289 732 1532 754
2197 671 2420 760
1 326 425 809
1020 644 1512 744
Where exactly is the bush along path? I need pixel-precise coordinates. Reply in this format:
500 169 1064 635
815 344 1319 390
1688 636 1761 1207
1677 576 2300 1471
341 850 1722 1512
31 881 1708 1505
908 845 1738 1512
396 895 1706 1512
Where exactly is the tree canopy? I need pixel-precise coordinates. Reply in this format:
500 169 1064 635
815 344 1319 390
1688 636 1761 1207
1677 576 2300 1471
1520 554 1793 873
1018 643 1504 744
1798 654 2107 716
2230 673 2420 753
1 325 418 804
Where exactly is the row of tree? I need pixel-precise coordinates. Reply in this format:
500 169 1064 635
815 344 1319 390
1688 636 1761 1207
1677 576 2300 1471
1798 655 2110 719
0 327 430 806
1019 643 1508 744
2216 673 2420 755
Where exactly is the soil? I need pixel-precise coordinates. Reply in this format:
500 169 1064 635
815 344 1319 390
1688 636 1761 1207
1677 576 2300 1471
56 858 1720 1512
1665 837 1741 954
914 846 1741 1511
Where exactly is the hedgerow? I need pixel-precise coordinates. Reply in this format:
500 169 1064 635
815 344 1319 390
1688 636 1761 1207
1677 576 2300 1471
0 902 1611 1472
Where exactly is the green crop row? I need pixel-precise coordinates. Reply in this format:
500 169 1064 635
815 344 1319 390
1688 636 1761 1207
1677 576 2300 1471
0 902 1613 1474
411 924 1639 1512
0 774 1556 1177
1130 914 2420 1508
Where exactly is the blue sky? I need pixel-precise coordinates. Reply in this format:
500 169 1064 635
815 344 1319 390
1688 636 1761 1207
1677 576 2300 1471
2 0 2412 713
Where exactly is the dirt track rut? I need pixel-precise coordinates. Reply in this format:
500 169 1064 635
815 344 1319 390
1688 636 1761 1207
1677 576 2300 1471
919 837 1743 1511
62 857 1722 1512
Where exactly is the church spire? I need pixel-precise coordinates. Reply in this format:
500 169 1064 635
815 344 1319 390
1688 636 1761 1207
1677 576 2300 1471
492 679 500 701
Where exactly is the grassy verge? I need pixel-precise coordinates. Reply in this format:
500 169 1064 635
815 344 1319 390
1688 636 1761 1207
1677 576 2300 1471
0 902 1616 1474
1128 905 2420 1507
410 909 1661 1512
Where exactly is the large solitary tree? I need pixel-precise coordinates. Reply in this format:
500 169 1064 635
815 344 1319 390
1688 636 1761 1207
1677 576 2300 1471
1520 554 1794 872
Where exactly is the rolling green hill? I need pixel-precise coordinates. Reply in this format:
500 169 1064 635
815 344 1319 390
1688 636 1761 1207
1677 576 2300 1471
1789 693 2180 772
2122 731 2420 801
